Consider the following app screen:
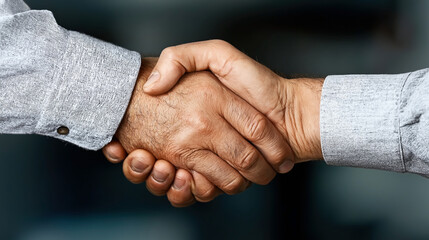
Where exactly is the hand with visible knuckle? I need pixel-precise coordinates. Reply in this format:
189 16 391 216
246 115 268 142
117 40 326 206
115 58 275 198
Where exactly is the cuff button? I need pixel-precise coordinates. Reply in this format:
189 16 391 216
57 126 70 135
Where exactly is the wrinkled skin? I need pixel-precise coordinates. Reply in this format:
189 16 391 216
115 58 292 196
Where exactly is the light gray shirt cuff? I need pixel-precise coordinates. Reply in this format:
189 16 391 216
320 73 410 173
35 32 141 150
0 1 141 150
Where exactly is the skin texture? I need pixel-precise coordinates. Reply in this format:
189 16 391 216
103 41 324 207
144 40 323 161
104 140 223 206
281 78 323 161
114 58 293 198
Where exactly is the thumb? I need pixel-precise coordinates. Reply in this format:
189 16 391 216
143 40 240 95
143 53 186 95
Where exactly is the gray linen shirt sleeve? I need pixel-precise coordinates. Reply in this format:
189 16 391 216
321 68 429 177
0 0 141 150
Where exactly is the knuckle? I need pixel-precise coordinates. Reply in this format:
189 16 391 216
246 114 269 141
222 177 246 195
270 150 288 167
173 139 208 171
160 47 177 60
215 58 234 79
177 149 200 171
187 114 212 135
184 157 196 171
209 39 232 49
195 186 216 202
236 149 259 171
206 40 236 78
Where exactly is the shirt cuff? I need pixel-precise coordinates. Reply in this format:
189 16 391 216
320 72 410 172
35 31 141 150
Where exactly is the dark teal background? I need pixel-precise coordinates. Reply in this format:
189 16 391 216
1 0 428 239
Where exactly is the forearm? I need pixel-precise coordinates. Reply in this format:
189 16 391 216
0 0 141 150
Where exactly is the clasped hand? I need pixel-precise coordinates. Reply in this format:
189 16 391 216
102 40 324 207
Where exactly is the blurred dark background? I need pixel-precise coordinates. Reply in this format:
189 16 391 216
1 0 428 239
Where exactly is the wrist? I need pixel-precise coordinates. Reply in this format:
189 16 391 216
115 58 158 151
280 77 324 162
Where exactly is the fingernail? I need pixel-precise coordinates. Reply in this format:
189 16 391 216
130 159 148 173
144 71 160 90
172 177 186 190
108 155 121 163
152 170 168 183
103 149 121 163
278 160 294 174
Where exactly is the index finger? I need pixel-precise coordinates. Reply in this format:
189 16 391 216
143 40 241 95
222 91 295 173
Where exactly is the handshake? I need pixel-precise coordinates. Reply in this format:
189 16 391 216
103 40 324 207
